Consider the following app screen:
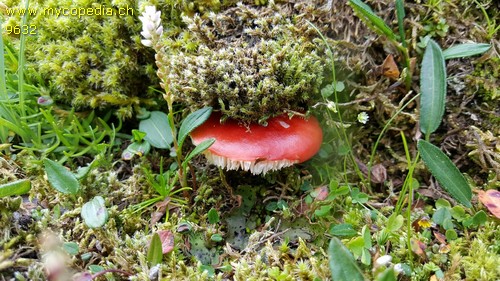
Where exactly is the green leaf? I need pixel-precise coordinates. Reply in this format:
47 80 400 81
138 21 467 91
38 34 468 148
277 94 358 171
329 223 357 237
131 129 147 142
147 233 163 266
121 141 152 160
386 214 404 233
182 138 215 169
377 268 397 281
432 207 452 225
63 242 79 255
0 179 31 197
75 158 101 180
329 237 365 281
418 140 472 207
178 107 212 149
43 159 80 194
210 234 223 242
199 265 215 277
470 210 487 226
207 208 220 224
81 196 108 228
348 0 397 41
445 229 458 241
139 111 173 149
314 205 332 217
420 40 446 137
443 43 491 60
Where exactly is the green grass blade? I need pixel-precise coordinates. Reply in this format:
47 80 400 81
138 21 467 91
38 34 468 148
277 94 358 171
0 18 6 99
420 40 446 138
18 0 30 117
395 0 407 47
328 237 365 281
418 140 472 207
443 43 491 60
348 0 398 41
182 138 215 170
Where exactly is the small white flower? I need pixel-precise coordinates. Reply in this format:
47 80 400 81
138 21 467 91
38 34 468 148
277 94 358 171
394 263 404 274
375 255 392 267
139 6 163 47
326 100 337 113
357 112 369 124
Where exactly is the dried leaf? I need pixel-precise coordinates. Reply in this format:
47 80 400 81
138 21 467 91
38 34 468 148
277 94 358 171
157 230 175 254
410 239 427 259
382 54 400 79
312 186 329 201
476 189 500 218
433 231 447 245
371 164 387 184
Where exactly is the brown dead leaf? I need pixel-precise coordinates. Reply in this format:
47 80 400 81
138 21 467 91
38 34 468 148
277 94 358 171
370 164 387 184
410 238 427 259
476 189 500 218
433 231 447 244
382 54 400 79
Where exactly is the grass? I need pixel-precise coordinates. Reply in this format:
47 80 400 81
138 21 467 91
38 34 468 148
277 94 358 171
1 1 499 280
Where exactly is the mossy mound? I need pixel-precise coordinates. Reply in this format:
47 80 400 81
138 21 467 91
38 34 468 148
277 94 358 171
155 3 327 123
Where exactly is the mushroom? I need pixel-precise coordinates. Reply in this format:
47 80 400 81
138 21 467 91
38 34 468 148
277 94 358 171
190 112 323 175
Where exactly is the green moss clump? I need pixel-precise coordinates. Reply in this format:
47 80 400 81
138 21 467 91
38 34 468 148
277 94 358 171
467 56 500 101
155 3 326 123
3 0 175 118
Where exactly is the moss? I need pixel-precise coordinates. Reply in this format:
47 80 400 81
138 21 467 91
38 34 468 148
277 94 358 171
155 2 327 123
466 56 500 101
3 0 204 118
461 222 500 280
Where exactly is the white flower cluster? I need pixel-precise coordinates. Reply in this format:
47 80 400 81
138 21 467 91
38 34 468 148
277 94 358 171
357 112 369 124
139 6 163 47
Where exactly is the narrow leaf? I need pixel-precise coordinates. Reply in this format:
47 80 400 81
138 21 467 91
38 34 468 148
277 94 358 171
182 138 215 169
328 237 365 281
395 0 406 47
443 43 491 60
329 223 357 237
420 39 446 137
178 107 212 149
147 233 163 266
81 196 109 228
418 140 472 207
348 0 397 41
139 111 173 149
43 159 80 194
0 179 31 197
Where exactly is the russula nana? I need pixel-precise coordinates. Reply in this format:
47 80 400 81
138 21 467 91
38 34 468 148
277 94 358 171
190 112 323 175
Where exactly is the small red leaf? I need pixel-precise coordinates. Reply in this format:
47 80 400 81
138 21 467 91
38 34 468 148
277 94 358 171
157 230 174 254
312 186 329 201
477 189 500 219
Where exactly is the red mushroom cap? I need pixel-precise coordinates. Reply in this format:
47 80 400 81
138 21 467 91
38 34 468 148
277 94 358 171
190 112 323 175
